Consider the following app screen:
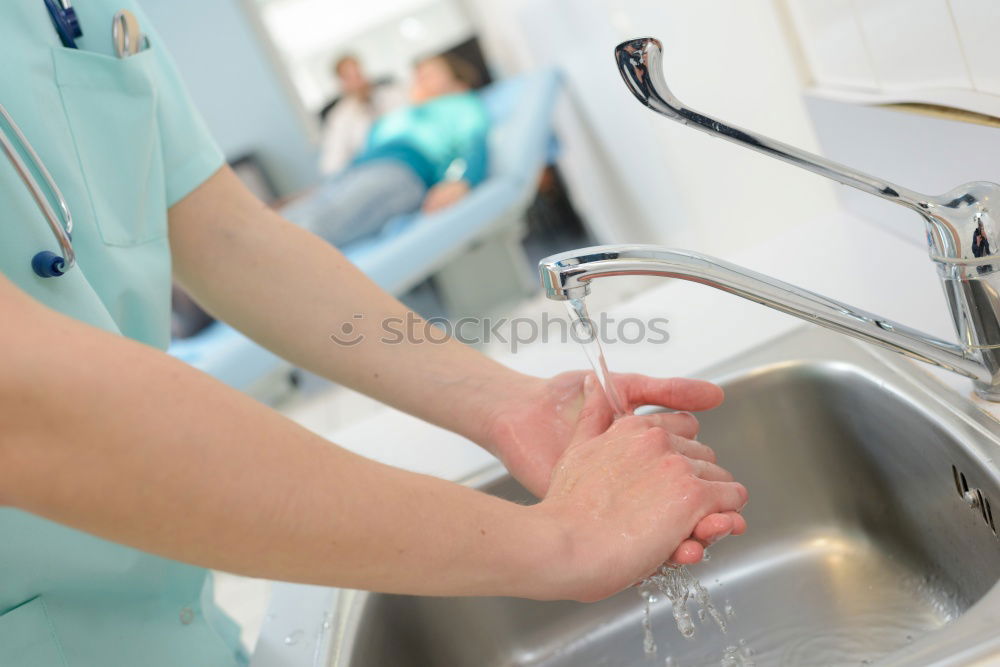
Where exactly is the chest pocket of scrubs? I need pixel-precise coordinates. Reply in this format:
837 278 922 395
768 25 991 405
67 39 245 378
0 597 68 666
52 47 167 247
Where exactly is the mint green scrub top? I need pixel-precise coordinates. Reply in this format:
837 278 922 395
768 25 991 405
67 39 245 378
0 2 244 665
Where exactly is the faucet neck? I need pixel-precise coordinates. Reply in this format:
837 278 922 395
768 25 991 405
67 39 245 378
599 35 1000 398
614 37 1000 267
539 245 995 395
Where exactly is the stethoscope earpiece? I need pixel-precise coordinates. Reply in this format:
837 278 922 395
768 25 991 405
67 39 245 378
32 251 67 278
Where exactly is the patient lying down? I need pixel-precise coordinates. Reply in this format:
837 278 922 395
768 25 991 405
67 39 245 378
285 54 490 247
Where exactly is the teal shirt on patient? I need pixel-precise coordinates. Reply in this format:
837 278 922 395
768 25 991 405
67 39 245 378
355 92 491 187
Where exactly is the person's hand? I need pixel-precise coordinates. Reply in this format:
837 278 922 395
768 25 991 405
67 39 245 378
486 370 721 495
527 375 748 602
421 180 471 213
485 371 744 564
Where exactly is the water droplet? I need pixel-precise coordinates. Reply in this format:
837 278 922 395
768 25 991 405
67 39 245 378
640 586 657 655
676 613 696 639
640 562 729 646
178 607 194 625
721 646 740 666
284 630 304 646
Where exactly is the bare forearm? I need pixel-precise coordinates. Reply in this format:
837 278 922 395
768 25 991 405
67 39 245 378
0 284 562 597
169 168 531 447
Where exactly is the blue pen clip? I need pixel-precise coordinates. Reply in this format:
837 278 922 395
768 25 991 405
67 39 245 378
44 0 83 49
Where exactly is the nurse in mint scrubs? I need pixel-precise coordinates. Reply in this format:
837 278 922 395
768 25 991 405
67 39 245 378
0 3 747 664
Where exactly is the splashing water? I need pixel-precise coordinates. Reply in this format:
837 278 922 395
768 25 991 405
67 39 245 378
648 563 727 636
565 299 742 660
641 564 758 665
721 643 756 666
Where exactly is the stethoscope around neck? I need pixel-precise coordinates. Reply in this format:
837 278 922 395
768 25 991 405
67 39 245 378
6 0 144 279
0 102 76 278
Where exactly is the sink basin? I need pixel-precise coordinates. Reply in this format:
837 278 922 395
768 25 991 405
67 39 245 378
327 328 1000 666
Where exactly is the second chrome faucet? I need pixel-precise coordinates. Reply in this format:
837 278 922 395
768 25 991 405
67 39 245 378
540 37 1000 400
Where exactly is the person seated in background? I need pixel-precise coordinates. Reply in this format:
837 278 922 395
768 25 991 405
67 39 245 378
285 53 490 247
318 54 406 176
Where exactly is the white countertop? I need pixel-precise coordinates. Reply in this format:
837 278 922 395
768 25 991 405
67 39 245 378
251 210 998 666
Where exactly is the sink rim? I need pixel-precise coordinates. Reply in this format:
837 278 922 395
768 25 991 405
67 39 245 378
327 326 1000 667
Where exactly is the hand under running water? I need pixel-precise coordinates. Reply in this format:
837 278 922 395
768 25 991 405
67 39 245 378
526 374 748 602
484 371 746 566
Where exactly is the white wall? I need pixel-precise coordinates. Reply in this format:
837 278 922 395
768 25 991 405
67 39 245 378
458 0 839 253
806 96 1000 249
260 0 472 112
138 0 319 196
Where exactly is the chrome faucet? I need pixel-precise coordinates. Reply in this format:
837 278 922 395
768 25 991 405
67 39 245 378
539 37 1000 400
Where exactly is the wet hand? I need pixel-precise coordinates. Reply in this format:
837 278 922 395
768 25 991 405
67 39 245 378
486 370 724 496
528 375 748 602
486 370 743 565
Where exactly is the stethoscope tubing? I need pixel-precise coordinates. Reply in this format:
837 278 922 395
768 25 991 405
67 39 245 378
0 2 146 279
0 103 76 276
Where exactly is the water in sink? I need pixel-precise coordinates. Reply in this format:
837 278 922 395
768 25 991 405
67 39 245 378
692 537 963 666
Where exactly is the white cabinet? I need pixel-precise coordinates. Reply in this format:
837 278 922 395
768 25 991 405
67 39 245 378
782 0 1000 117
854 0 972 92
949 0 1000 96
785 0 878 90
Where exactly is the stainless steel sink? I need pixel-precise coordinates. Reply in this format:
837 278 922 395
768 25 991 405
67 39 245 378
327 327 1000 666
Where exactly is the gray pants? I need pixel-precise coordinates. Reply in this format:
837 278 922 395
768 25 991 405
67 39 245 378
284 160 428 246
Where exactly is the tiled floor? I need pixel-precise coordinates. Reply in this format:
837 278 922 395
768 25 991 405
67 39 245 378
213 572 273 654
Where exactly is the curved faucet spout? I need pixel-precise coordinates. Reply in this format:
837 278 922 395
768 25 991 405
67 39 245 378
598 35 1000 399
539 245 991 385
613 37 1000 265
613 38 927 207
